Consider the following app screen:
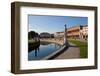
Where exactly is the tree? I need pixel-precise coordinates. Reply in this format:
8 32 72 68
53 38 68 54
28 31 39 39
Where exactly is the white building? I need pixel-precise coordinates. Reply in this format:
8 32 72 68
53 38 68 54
54 31 64 38
80 25 88 40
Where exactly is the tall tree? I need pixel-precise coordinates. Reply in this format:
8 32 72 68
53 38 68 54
28 31 39 39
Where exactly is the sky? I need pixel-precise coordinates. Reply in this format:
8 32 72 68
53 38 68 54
28 15 88 34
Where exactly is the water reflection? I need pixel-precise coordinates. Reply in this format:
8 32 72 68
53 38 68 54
28 41 62 60
40 41 51 45
28 42 40 57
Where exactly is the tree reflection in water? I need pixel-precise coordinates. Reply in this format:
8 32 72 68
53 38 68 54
28 41 52 57
28 42 40 57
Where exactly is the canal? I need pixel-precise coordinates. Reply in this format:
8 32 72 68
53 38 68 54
28 41 62 60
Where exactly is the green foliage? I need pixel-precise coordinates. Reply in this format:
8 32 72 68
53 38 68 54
28 31 39 39
69 40 88 58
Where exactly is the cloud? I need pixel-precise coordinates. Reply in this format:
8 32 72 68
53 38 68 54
28 24 52 34
29 24 34 32
28 24 40 33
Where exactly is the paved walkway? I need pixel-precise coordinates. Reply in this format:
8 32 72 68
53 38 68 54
55 42 80 59
40 38 80 59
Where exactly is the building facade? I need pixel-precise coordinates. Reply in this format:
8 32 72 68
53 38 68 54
67 25 83 39
80 25 88 40
40 32 51 38
54 25 88 40
54 31 64 38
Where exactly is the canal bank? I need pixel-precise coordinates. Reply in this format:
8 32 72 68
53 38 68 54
40 38 64 45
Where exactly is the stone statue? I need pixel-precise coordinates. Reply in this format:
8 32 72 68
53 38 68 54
64 24 68 45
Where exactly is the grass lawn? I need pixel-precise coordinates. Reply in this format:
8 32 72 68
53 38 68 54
68 39 88 58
